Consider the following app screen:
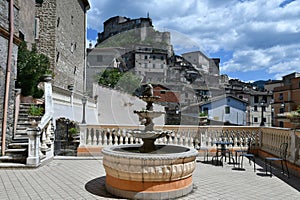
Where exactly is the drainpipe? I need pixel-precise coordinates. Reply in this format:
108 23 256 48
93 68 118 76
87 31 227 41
2 0 14 156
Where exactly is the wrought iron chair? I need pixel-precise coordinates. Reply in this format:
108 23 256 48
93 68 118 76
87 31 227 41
197 146 209 162
265 143 289 178
212 141 234 167
236 138 256 171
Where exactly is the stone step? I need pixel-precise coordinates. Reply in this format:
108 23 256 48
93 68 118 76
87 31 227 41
15 130 28 135
11 138 28 143
13 136 29 141
8 142 28 149
5 148 27 153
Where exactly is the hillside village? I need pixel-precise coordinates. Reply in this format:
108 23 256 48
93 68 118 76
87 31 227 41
0 0 299 165
87 15 300 128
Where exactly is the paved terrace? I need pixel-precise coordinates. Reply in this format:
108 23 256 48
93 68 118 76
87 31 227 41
0 156 299 200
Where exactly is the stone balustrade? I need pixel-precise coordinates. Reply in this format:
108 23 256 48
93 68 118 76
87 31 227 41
27 81 54 166
79 124 300 166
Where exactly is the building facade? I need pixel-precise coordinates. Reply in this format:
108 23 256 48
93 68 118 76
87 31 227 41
273 72 300 128
35 0 89 94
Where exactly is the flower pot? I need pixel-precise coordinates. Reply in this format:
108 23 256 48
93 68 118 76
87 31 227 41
42 74 52 82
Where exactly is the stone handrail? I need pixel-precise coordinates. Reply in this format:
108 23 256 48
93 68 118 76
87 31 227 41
79 124 300 166
27 81 54 166
260 127 300 165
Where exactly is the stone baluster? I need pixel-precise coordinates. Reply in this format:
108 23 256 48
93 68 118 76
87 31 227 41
108 129 113 146
179 134 183 146
92 130 97 145
173 132 178 145
189 137 194 148
87 128 92 145
124 130 129 144
102 129 107 146
45 121 52 145
163 136 167 144
97 129 102 145
40 129 48 152
168 134 173 145
194 138 200 149
79 124 87 147
130 135 134 144
119 129 123 145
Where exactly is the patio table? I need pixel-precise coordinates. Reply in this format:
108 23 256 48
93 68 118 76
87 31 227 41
213 141 234 165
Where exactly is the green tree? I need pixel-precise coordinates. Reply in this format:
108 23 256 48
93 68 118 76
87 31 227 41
97 68 141 94
97 68 122 88
16 42 50 98
116 72 141 94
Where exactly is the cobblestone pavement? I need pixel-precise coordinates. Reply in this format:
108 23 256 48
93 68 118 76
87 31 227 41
0 157 299 200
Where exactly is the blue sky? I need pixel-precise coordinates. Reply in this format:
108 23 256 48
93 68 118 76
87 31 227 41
86 0 300 82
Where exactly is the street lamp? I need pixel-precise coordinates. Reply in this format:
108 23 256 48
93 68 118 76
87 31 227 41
81 95 87 124
260 99 265 126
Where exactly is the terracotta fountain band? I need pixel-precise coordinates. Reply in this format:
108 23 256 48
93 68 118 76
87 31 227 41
106 174 193 192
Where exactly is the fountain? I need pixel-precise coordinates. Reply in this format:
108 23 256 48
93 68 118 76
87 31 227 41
102 84 198 199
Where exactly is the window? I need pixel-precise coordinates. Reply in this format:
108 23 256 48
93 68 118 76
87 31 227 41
19 31 25 41
144 63 148 68
254 96 259 103
254 106 257 111
262 106 266 112
203 107 208 115
279 121 284 128
262 96 267 103
161 64 164 69
279 107 285 113
225 106 230 114
34 18 40 39
153 56 156 60
57 17 60 27
279 93 283 100
145 55 148 59
160 91 166 94
153 64 155 68
239 95 243 99
254 117 258 122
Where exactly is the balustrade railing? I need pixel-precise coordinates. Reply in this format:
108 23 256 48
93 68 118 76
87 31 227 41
79 124 300 166
79 125 260 149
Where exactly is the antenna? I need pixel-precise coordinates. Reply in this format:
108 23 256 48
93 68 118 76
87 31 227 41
147 12 149 18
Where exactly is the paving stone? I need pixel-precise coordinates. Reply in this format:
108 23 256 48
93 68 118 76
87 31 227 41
0 157 299 199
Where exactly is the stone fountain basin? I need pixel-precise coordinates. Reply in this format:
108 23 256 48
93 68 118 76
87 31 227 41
102 144 198 182
134 110 165 119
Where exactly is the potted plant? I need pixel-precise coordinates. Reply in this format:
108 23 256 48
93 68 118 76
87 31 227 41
68 127 79 142
277 105 300 124
41 69 53 82
68 84 74 91
199 112 208 125
28 105 44 125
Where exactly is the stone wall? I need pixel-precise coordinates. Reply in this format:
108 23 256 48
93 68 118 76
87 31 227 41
18 0 35 49
0 0 20 148
35 0 85 94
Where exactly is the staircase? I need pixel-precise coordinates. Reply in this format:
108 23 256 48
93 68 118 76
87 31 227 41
0 103 33 164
